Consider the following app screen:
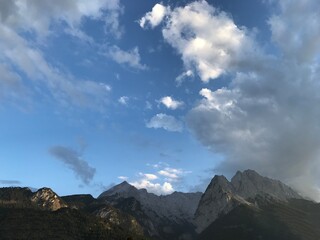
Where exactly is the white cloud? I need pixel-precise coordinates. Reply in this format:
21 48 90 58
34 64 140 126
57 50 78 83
175 70 193 86
0 0 118 110
0 63 29 106
118 176 128 181
139 3 168 29
118 96 129 105
159 96 184 110
108 46 147 70
141 1 254 82
130 163 190 195
130 179 174 195
145 101 152 110
0 26 111 111
139 172 158 181
269 0 320 63
186 0 320 201
158 167 190 182
146 113 183 132
0 0 122 37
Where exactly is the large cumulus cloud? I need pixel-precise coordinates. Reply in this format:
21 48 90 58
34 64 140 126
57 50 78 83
142 0 320 200
187 0 320 200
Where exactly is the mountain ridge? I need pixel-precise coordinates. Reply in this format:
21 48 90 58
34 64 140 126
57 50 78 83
1 169 317 240
194 169 302 232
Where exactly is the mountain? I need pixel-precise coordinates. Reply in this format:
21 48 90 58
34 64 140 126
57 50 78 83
194 175 251 233
31 187 68 211
99 181 202 239
0 187 148 240
194 169 302 232
231 169 301 200
0 169 318 240
198 197 320 240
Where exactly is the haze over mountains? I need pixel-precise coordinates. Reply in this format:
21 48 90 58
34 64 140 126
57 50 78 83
0 169 319 240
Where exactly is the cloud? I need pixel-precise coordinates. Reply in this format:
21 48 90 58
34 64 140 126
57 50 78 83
139 3 168 29
0 180 21 185
269 0 320 63
108 46 147 70
129 163 191 195
158 167 190 182
146 113 183 132
118 176 128 181
141 1 255 82
118 96 129 105
145 101 152 110
0 0 122 37
0 63 30 106
49 146 96 185
175 70 193 86
130 179 174 195
185 0 320 200
159 96 184 110
139 172 158 181
0 0 118 111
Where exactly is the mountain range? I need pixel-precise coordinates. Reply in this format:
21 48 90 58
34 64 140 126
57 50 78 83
0 169 319 240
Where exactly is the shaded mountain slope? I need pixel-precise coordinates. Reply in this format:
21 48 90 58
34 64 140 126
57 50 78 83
194 169 302 232
198 197 320 240
99 181 202 240
0 187 148 240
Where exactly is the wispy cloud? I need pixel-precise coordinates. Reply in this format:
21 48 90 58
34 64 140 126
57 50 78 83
146 113 183 132
0 180 21 185
0 0 118 111
118 96 129 105
175 70 193 87
108 45 147 70
49 146 96 185
118 176 128 181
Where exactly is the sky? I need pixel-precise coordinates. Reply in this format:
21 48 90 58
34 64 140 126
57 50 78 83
0 0 320 201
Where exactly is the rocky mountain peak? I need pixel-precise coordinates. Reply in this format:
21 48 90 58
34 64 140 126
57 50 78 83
194 174 248 233
231 169 301 200
98 181 202 239
98 181 139 199
209 175 234 192
194 169 301 233
31 187 67 211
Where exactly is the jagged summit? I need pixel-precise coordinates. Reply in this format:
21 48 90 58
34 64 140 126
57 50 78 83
31 187 68 211
231 169 301 200
98 181 144 200
98 181 202 239
194 169 301 233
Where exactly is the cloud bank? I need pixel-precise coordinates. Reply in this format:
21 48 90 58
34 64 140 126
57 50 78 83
143 0 320 200
129 163 190 195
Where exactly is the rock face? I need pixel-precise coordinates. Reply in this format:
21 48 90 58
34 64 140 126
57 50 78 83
99 181 201 223
99 181 202 239
194 169 301 233
194 175 250 233
31 187 68 211
231 169 301 200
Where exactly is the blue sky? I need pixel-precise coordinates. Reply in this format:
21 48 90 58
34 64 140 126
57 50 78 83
1 0 320 200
